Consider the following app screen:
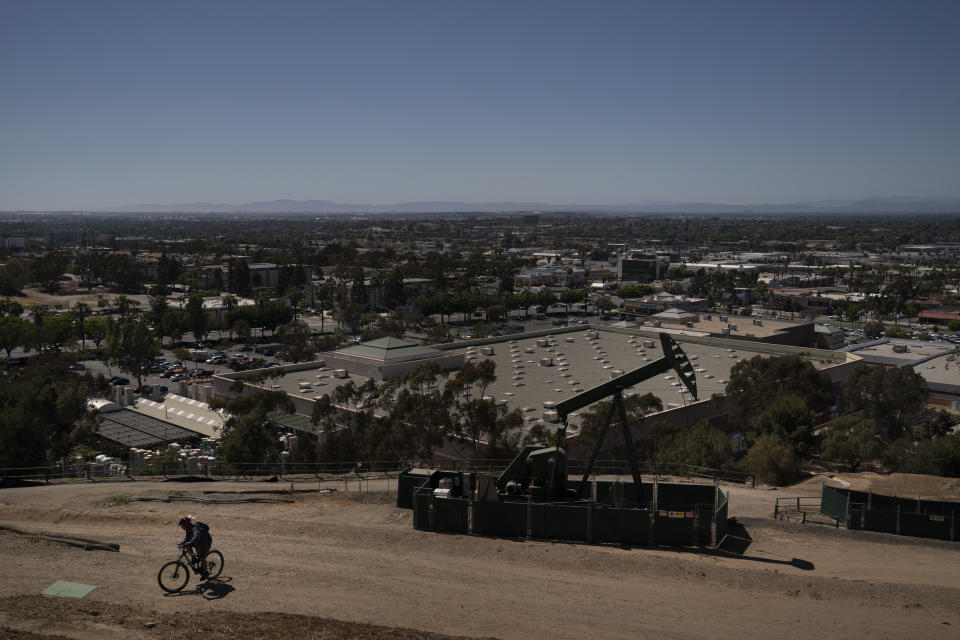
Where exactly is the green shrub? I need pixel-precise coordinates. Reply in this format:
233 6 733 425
741 434 801 486
103 495 130 507
898 434 960 477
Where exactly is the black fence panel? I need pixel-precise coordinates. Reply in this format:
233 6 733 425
847 503 863 530
820 485 848 522
863 508 898 534
413 491 431 531
653 507 696 546
822 485 959 541
472 500 527 538
900 512 954 541
397 470 433 509
695 503 714 546
658 483 715 506
530 503 589 542
592 507 650 545
433 497 468 533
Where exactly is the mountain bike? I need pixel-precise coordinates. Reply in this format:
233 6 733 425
157 545 224 593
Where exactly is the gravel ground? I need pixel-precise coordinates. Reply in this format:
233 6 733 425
0 476 959 640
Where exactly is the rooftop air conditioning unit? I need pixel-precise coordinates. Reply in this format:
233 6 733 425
721 328 730 336
543 410 559 423
480 346 494 356
720 315 728 322
333 369 349 379
652 320 661 327
892 344 908 353
540 357 554 366
643 339 655 348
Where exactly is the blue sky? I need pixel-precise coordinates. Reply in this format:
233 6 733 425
2 0 958 210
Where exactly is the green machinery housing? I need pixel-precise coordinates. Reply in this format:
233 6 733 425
398 334 730 548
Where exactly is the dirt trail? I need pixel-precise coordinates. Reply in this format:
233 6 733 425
1 480 958 640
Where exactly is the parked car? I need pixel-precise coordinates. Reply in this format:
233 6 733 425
238 345 253 352
109 377 130 386
5 356 26 367
134 385 153 395
68 362 87 371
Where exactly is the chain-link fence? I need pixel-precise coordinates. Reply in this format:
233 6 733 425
2 459 752 485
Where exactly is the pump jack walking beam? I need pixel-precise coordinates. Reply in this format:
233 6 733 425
553 333 698 504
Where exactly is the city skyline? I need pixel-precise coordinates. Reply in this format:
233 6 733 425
2 1 959 210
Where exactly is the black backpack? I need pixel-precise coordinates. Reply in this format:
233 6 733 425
193 521 209 533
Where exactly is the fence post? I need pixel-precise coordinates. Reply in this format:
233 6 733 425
526 493 533 540
467 498 474 535
587 499 593 543
649 479 658 545
712 485 719 547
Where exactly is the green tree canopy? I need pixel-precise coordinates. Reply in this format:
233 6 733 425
210 390 295 464
821 415 881 472
841 365 929 441
725 354 834 434
0 364 105 467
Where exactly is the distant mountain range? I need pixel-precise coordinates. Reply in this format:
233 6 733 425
89 196 960 214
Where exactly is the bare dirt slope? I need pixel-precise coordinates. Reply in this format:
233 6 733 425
0 478 958 640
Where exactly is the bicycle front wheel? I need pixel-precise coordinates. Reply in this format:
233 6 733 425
158 561 190 593
205 550 224 579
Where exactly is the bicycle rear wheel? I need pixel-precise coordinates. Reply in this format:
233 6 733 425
158 561 190 593
205 550 224 579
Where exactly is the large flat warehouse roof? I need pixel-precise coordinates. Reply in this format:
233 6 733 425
466 329 837 427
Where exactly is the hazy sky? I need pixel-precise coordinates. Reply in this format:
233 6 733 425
2 0 958 210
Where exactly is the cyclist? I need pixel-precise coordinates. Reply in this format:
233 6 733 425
178 515 212 579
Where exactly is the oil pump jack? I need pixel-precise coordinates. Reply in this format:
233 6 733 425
495 333 698 504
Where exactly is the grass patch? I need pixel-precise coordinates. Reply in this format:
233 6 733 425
168 490 184 497
103 495 130 507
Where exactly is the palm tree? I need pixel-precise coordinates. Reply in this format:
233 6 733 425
222 293 238 340
115 295 132 322
71 302 90 351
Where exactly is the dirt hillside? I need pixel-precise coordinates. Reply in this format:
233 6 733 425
0 477 958 640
